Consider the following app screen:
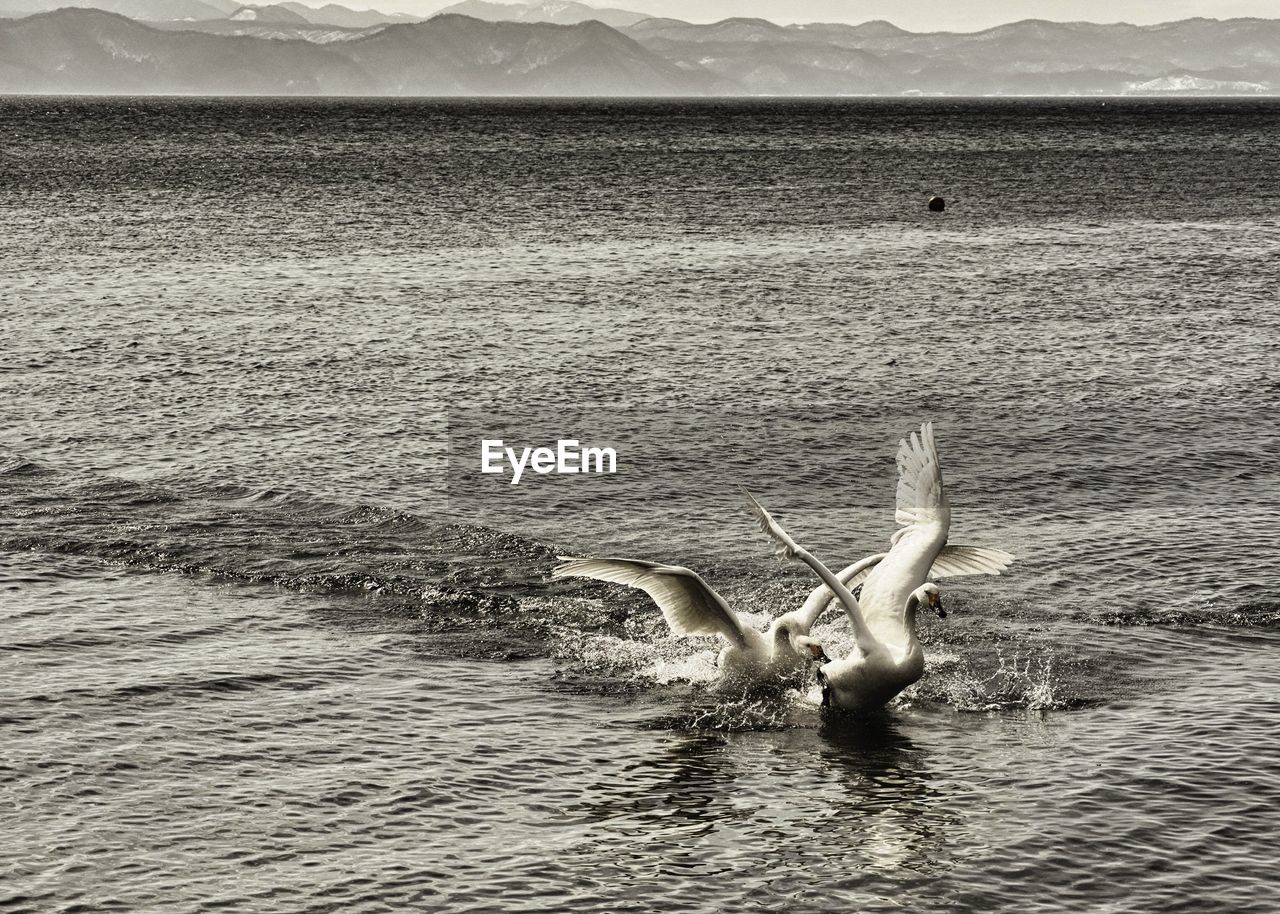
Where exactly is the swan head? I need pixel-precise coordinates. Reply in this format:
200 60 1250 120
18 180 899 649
772 620 830 664
916 582 945 618
792 634 831 664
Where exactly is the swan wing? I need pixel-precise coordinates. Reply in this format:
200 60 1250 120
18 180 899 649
742 489 879 654
552 557 748 648
837 545 1013 622
893 421 951 536
928 544 1015 579
742 487 803 564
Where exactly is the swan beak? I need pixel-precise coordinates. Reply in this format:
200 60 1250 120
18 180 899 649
806 642 830 664
935 599 947 619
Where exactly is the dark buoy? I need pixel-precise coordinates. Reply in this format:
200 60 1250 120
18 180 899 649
928 196 946 212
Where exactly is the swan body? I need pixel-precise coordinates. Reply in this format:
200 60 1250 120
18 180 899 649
817 584 941 711
551 556 839 686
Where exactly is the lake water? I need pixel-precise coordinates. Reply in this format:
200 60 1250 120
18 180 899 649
2 98 1279 913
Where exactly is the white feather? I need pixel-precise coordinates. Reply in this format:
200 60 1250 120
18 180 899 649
893 421 950 531
551 557 748 648
927 545 1015 579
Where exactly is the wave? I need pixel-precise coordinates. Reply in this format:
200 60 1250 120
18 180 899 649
1082 604 1280 628
0 457 552 627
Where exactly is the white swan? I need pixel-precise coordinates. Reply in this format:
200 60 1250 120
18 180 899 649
550 555 872 686
745 422 1013 711
745 490 948 711
552 423 1009 702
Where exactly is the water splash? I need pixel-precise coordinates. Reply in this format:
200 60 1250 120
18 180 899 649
674 691 807 731
556 631 721 685
920 646 1074 712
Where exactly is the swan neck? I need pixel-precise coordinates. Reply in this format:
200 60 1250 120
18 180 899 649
902 592 922 642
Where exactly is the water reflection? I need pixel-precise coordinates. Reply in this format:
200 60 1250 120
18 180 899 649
571 731 732 838
807 711 960 875
565 699 966 886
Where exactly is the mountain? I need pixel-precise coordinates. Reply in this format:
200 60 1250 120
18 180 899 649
0 8 726 95
624 17 906 94
0 0 227 19
621 16 1280 95
339 14 725 94
278 2 421 28
148 18 377 43
0 0 414 25
1 8 1278 95
0 8 371 92
228 4 310 24
430 1 650 29
625 18 899 95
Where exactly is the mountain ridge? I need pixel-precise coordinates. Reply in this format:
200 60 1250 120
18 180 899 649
2 8 1279 95
429 0 650 29
0 8 726 94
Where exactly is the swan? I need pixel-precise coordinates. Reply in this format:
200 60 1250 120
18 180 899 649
745 422 1013 711
744 489 948 711
552 423 1009 700
550 553 881 687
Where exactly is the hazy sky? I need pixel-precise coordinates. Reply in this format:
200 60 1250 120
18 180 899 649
347 0 1280 31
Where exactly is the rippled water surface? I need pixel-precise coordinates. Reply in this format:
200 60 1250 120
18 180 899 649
2 98 1279 913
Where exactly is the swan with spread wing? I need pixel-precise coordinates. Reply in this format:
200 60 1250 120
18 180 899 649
550 553 846 685
816 424 1014 628
841 423 1011 655
552 423 1009 697
745 489 946 710
746 422 1013 711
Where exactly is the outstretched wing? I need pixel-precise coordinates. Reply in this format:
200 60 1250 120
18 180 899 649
818 544 1014 618
552 557 748 648
893 421 951 537
743 487 802 563
927 545 1014 579
742 489 878 654
839 544 1014 589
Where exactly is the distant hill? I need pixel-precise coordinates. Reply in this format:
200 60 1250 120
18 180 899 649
0 0 419 26
2 8 1279 95
228 4 310 24
340 14 724 94
0 8 370 92
0 0 228 19
431 0 650 29
147 18 376 43
0 8 726 94
621 16 1280 95
279 2 420 28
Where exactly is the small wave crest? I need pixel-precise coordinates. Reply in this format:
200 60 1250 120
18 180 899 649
0 460 565 630
0 454 49 477
1084 603 1280 628
559 631 722 685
